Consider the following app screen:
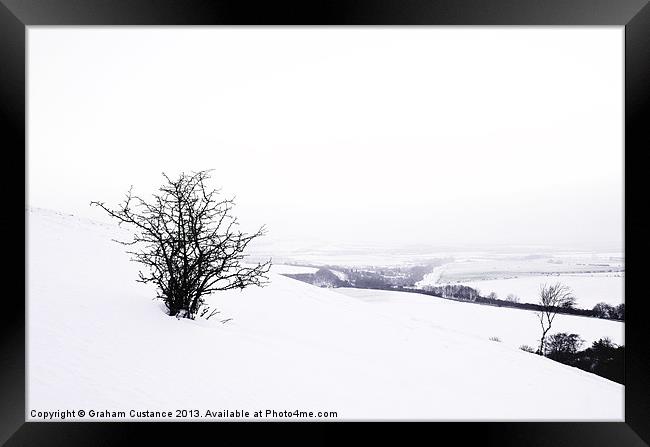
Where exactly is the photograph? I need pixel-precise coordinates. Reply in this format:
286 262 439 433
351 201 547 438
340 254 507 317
25 26 626 421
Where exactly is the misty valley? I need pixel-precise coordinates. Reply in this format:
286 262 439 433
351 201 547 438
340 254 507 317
282 258 624 321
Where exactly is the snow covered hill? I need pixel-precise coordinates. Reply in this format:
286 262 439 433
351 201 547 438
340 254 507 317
334 288 623 350
27 208 623 420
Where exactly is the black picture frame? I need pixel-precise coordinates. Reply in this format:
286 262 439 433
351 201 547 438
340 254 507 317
1 1 648 445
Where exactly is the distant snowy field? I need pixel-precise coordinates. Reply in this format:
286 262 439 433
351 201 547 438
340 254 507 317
259 244 624 309
462 274 624 309
27 208 623 420
415 255 624 308
437 255 623 281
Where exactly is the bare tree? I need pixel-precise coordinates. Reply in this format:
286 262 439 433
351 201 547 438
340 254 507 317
91 170 271 319
536 283 576 354
505 293 520 303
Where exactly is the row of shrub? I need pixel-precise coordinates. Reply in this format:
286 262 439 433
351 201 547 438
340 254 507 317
405 285 624 321
592 302 625 320
520 334 624 384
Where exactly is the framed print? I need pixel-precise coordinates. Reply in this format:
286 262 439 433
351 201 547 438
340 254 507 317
1 0 649 445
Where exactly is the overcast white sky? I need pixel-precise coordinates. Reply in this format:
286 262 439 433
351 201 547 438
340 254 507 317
28 27 623 251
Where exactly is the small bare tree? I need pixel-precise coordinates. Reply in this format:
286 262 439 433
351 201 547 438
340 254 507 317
91 170 271 319
536 282 576 354
505 293 520 303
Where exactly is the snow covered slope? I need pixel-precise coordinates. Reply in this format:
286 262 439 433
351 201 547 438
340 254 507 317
27 208 623 420
335 288 623 349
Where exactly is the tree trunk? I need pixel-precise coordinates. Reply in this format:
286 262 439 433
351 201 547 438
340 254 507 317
539 328 550 355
